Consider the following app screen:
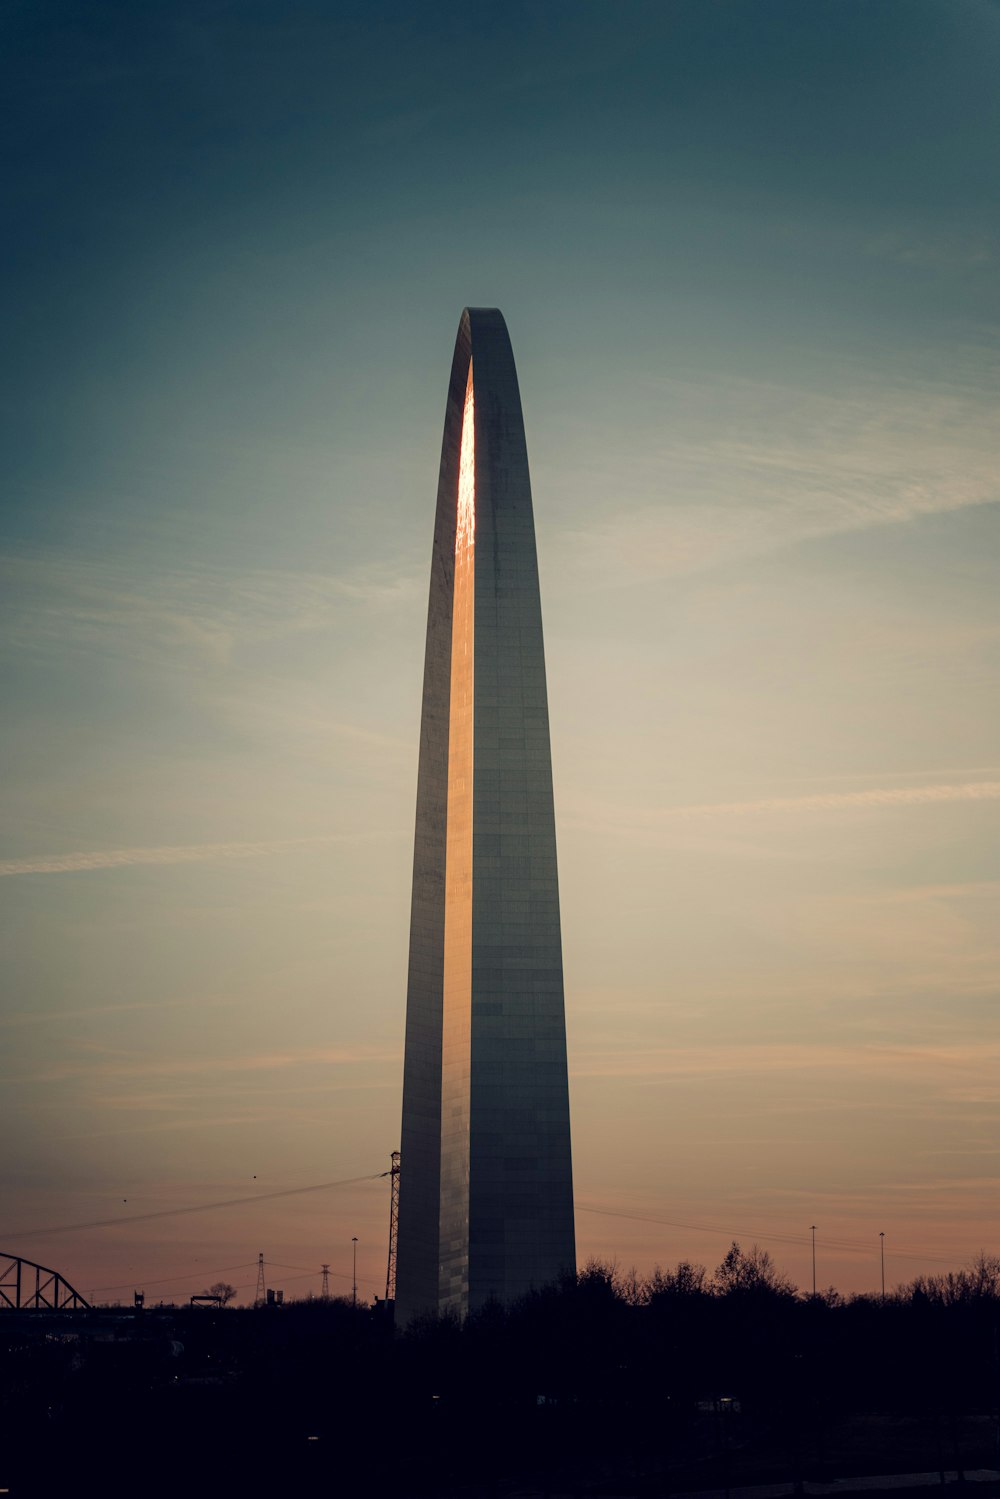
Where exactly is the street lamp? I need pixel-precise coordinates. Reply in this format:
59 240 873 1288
810 1225 816 1297
879 1231 885 1300
352 1236 358 1309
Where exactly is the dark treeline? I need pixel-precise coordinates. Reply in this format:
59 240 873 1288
3 1244 1000 1498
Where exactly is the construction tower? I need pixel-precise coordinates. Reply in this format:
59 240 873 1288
385 1150 400 1303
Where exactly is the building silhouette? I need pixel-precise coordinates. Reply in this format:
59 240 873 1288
396 308 575 1323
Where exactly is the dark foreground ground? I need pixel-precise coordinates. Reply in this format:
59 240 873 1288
2 1267 999 1497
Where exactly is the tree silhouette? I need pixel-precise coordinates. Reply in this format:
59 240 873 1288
202 1281 236 1305
713 1240 797 1298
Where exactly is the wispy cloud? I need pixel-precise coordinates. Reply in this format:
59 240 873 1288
565 779 1000 836
570 1038 1000 1084
0 554 422 668
547 356 1000 588
776 767 1000 785
6 780 997 878
861 229 997 271
0 829 402 877
32 1043 398 1085
0 994 240 1028
658 779 1000 820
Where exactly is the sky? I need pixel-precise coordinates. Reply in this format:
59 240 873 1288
2 0 999 1306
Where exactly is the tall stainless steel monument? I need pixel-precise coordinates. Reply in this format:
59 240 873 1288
396 308 575 1324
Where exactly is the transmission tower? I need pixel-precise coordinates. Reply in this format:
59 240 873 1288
254 1252 266 1307
321 1263 330 1299
385 1149 400 1302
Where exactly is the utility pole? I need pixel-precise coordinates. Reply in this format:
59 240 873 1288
320 1264 330 1300
255 1252 266 1307
880 1232 885 1300
385 1151 400 1303
810 1225 817 1297
352 1237 358 1309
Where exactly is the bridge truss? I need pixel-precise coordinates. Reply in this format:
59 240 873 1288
0 1252 91 1310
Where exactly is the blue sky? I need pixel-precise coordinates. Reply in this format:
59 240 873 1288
2 0 999 1303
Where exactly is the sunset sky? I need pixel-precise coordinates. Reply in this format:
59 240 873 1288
3 0 999 1305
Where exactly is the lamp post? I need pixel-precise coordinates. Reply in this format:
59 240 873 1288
879 1232 885 1301
352 1236 358 1309
810 1225 817 1297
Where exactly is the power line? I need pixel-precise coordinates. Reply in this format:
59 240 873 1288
4 1171 387 1241
88 1260 257 1294
265 1258 335 1274
576 1204 978 1268
19 1163 989 1298
91 1255 378 1300
266 1258 379 1287
579 1205 818 1252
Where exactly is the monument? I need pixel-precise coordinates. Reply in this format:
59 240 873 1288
395 308 575 1323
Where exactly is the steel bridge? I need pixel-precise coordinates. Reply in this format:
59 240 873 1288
0 1252 91 1310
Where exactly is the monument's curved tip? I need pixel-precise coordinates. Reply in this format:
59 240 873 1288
461 306 510 338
